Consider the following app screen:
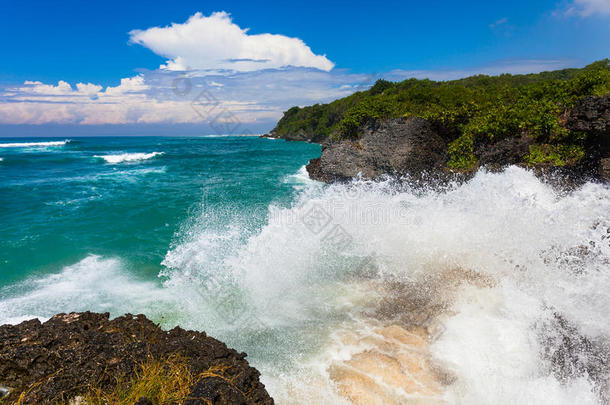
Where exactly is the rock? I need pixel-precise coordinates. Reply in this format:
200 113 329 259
135 397 154 405
0 312 273 404
306 117 447 182
600 157 610 180
566 96 610 180
566 95 610 135
258 133 280 140
540 313 610 403
267 129 326 143
476 133 533 169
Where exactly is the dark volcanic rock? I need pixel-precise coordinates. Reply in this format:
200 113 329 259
306 117 447 182
0 312 273 404
566 95 610 135
566 96 610 180
476 133 534 169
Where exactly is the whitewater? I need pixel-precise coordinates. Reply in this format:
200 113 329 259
0 136 608 404
94 151 164 163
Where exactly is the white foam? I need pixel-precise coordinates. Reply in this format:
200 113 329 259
2 166 608 404
0 140 70 148
161 166 609 403
94 151 164 164
0 255 178 326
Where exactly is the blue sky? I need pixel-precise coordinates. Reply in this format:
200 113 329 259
0 0 609 135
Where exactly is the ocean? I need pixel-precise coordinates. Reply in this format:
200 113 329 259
1 136 609 404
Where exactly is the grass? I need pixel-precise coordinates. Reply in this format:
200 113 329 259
76 355 196 405
3 355 233 405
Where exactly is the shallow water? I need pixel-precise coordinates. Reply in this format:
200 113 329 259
1 136 609 404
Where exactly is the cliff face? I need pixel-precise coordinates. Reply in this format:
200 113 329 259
0 312 273 404
306 117 447 182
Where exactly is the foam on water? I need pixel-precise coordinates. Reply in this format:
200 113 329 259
94 151 164 163
1 166 608 403
0 140 70 148
0 255 178 326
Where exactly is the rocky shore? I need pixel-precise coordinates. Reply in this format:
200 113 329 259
0 312 273 404
300 95 610 184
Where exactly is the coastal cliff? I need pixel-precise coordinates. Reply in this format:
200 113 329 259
0 312 273 404
267 60 610 183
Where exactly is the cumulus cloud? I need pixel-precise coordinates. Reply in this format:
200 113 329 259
129 11 334 72
0 56 582 129
564 0 610 17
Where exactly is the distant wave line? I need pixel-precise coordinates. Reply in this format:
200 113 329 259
0 140 71 148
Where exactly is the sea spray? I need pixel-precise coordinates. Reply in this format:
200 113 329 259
161 166 609 403
1 164 608 403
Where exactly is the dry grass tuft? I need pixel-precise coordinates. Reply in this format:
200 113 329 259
70 354 196 405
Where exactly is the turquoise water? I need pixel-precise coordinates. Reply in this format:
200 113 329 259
0 136 319 287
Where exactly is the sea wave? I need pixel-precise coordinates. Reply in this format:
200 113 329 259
94 151 164 164
0 255 177 326
161 166 610 404
0 140 71 148
2 166 608 404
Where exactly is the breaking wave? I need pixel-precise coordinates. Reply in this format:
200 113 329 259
94 151 164 164
161 166 610 404
1 166 608 404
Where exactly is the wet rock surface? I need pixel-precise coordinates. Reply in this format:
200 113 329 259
0 312 273 404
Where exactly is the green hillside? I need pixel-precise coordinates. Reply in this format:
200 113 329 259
272 60 610 170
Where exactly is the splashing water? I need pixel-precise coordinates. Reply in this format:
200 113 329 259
158 166 610 404
1 160 608 403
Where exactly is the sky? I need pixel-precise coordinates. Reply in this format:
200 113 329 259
0 0 609 136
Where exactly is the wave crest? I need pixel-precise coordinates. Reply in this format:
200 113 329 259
94 152 164 164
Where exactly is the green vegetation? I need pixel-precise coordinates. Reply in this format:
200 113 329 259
525 144 586 166
272 59 610 171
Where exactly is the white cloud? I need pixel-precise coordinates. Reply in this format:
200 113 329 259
104 76 149 95
0 59 582 129
564 0 610 17
129 11 334 72
0 68 367 127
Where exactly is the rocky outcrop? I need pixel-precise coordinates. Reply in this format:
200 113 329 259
566 95 610 135
567 95 610 180
0 312 273 404
306 117 447 182
304 97 610 183
261 130 326 143
475 133 534 169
